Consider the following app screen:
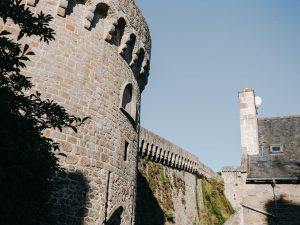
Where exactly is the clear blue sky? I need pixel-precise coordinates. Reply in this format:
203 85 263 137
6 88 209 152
135 0 300 171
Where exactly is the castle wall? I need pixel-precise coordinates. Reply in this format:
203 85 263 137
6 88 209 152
139 128 217 179
136 158 204 225
221 168 245 210
137 128 219 225
1 0 151 224
241 183 300 225
222 169 300 225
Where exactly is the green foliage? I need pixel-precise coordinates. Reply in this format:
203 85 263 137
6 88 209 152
0 0 55 42
199 178 235 225
139 159 188 224
139 158 175 223
0 1 88 224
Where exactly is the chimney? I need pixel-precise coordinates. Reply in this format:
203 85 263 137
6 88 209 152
239 87 259 168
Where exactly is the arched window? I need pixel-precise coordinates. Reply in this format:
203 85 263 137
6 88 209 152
120 83 136 122
90 3 109 29
110 18 126 46
121 83 132 112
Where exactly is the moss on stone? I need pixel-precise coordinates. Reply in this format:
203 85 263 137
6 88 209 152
199 178 235 225
173 172 186 195
139 158 175 223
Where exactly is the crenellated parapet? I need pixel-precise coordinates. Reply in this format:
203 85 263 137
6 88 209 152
139 128 219 179
21 0 151 91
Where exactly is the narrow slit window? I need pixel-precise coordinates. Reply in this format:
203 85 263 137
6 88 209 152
124 140 129 161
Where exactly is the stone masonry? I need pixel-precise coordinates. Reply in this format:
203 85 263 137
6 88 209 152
139 128 217 179
1 1 227 224
1 0 150 224
239 88 259 166
138 128 219 225
222 87 300 225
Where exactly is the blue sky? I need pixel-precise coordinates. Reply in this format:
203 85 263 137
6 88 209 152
135 0 300 171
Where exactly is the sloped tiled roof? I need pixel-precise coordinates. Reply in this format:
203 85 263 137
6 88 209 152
247 116 300 180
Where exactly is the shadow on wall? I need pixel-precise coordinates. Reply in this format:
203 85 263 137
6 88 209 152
49 171 90 225
266 195 300 225
65 0 85 16
0 106 90 225
105 206 123 225
135 170 165 225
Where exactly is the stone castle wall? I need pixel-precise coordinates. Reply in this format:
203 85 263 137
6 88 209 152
1 0 151 224
222 169 300 225
136 158 204 225
242 182 300 225
140 128 217 179
1 1 225 225
138 128 219 225
221 167 245 210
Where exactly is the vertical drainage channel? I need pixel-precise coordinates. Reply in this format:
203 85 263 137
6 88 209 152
104 171 111 224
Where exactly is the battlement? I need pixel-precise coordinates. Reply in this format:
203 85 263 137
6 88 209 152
21 0 151 91
139 128 218 179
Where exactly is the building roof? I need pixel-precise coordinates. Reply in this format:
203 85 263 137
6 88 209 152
247 116 300 181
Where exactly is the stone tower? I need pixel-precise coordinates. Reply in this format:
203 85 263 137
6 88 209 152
2 0 151 224
238 88 259 168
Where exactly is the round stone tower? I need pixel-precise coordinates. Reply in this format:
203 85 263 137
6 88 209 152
9 0 151 224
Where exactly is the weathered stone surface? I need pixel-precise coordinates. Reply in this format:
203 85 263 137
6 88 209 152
2 0 151 224
2 1 227 225
222 88 300 225
138 128 220 225
140 128 218 179
136 158 204 225
238 88 259 163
